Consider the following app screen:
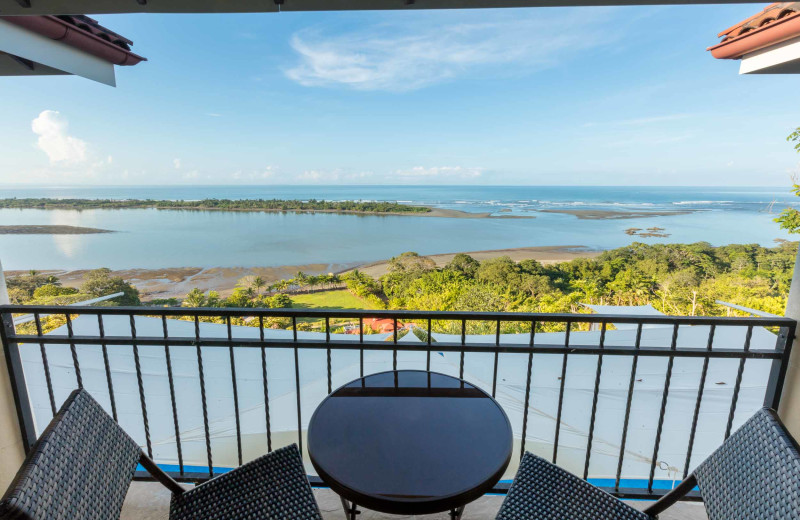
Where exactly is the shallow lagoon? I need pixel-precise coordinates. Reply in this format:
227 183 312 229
0 185 794 269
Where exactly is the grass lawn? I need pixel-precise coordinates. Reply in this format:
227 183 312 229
291 289 376 310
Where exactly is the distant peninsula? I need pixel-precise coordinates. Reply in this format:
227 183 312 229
0 198 535 219
0 197 432 215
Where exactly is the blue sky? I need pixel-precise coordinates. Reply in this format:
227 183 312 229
1 4 799 186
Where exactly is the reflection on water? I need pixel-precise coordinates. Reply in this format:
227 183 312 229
51 234 81 259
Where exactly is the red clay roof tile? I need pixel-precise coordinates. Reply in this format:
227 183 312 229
709 2 800 59
0 14 145 66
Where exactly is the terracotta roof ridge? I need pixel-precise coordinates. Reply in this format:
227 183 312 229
708 7 800 59
715 1 800 42
717 2 782 38
0 15 146 66
58 14 134 47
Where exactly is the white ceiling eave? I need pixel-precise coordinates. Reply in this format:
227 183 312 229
739 33 800 74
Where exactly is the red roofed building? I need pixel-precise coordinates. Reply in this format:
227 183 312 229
366 318 403 334
344 318 404 335
709 2 800 74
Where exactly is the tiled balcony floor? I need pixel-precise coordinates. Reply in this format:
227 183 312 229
122 482 709 519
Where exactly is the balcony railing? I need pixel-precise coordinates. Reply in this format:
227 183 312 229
1 305 795 502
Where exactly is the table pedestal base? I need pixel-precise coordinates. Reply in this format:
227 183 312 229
338 498 465 520
340 497 360 520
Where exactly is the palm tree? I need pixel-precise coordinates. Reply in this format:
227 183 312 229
295 272 309 293
183 288 207 308
251 276 266 296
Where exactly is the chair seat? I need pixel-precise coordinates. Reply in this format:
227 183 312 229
169 445 322 520
496 453 651 520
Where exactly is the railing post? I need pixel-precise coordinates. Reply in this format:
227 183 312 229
780 248 800 437
0 260 32 491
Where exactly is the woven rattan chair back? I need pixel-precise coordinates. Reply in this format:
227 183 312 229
0 389 141 520
693 408 800 520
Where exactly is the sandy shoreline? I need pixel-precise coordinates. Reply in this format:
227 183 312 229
423 207 534 219
539 209 694 220
7 263 359 301
5 246 600 301
0 225 113 234
350 245 601 278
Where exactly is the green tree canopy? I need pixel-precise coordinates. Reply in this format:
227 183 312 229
81 268 140 305
388 252 436 273
775 127 800 233
445 253 480 277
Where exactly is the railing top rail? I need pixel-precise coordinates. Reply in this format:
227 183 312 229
0 304 795 327
3 334 787 358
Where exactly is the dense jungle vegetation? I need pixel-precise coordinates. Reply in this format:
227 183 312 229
0 198 430 214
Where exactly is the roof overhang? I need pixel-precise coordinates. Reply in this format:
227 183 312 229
709 2 800 74
0 17 114 84
0 15 145 85
0 0 776 16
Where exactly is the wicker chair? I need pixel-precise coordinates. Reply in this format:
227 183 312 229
0 389 322 520
496 407 800 519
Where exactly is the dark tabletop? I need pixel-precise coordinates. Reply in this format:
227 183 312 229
307 370 513 515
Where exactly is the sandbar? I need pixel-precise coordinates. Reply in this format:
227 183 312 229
0 225 113 234
538 209 694 220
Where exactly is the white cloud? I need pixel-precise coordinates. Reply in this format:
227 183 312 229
297 169 340 183
395 166 484 179
169 167 280 184
174 158 182 169
292 169 374 183
231 167 278 181
285 10 616 91
31 110 87 164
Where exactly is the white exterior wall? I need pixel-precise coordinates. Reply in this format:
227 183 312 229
740 34 800 75
0 259 25 492
780 251 800 437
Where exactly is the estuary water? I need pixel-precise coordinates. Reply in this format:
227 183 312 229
0 185 796 270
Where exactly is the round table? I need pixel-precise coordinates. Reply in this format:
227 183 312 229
307 370 513 520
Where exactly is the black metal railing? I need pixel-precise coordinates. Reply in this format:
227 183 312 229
0 304 795 502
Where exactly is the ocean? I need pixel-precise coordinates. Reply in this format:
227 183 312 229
0 185 796 270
